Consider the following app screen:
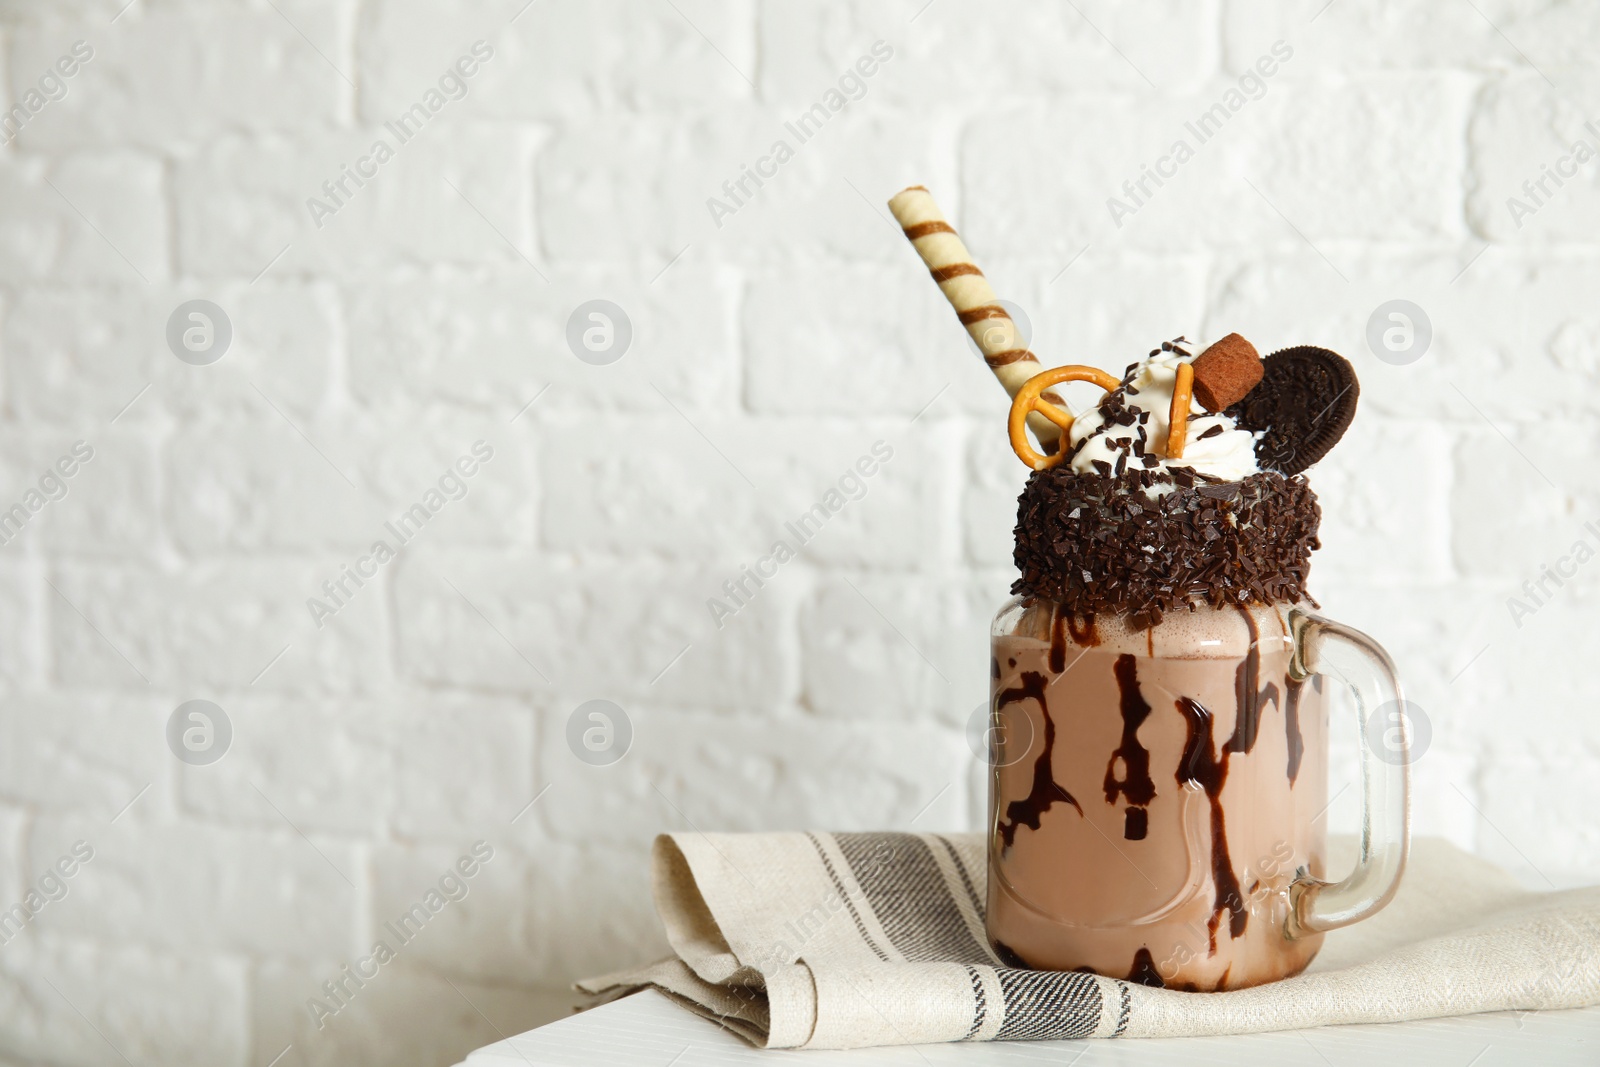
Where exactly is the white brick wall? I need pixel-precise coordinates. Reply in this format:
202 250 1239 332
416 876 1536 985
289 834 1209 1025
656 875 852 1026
0 0 1596 1063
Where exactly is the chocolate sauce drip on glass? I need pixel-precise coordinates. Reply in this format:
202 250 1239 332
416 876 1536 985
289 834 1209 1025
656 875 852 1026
992 939 1030 969
1049 609 1068 673
1066 612 1100 647
1169 611 1302 955
1106 654 1157 840
996 672 1082 848
1224 610 1281 758
1284 677 1306 785
1124 808 1148 840
1176 696 1247 953
1226 610 1305 786
1126 947 1165 988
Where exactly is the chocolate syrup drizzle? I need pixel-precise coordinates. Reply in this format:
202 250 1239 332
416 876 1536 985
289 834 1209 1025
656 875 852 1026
996 672 1083 848
1176 695 1246 954
1050 610 1069 673
1066 612 1100 649
1124 809 1149 840
1126 948 1165 988
1225 612 1281 758
1106 654 1157 841
1172 610 1291 954
992 939 1029 969
1284 677 1306 785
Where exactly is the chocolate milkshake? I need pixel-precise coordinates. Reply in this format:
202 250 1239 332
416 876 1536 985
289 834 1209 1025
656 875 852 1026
989 602 1329 989
982 337 1403 991
885 186 1409 993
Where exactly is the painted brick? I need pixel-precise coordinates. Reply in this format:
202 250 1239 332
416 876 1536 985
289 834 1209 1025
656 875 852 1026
532 703 973 847
344 268 738 414
358 0 754 122
166 413 531 553
48 561 388 694
1451 421 1600 584
1480 746 1600 887
0 935 249 1067
0 153 164 284
3 283 339 424
539 414 954 569
1306 417 1455 586
799 571 1006 727
0 693 164 816
390 551 797 710
7 5 350 150
759 0 1215 105
28 817 358 957
0 429 161 557
179 695 534 839
0 560 42 687
1223 0 1502 72
174 125 536 277
250 960 559 1067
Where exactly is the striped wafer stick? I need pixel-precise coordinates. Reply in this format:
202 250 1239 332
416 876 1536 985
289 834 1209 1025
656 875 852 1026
888 185 1066 449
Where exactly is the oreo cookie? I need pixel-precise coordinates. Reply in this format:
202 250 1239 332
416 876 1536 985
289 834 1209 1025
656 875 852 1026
1224 346 1359 475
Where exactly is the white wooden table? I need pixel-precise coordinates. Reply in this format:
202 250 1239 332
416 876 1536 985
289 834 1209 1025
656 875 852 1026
457 989 1600 1066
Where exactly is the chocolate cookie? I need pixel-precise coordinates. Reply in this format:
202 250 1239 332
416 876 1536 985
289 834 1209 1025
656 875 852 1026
1225 346 1358 475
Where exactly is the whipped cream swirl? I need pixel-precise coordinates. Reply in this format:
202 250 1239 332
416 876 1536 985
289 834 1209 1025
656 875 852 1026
1064 348 1262 487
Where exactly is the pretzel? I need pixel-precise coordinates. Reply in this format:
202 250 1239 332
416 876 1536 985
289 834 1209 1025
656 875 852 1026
1008 365 1122 471
1168 362 1195 459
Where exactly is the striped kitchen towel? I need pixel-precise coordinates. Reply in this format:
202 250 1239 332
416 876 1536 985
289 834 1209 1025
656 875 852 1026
576 832 1600 1050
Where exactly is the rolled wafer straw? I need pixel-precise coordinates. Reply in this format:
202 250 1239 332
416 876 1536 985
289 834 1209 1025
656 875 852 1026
888 185 1067 450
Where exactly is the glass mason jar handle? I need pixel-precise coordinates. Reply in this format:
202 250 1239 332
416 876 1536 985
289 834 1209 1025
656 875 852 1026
1284 609 1411 939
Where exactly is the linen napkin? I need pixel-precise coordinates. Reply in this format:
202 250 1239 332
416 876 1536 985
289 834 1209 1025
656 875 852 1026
577 832 1600 1050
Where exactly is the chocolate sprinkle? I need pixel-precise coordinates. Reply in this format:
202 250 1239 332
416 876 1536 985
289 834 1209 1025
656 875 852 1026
1012 469 1322 630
